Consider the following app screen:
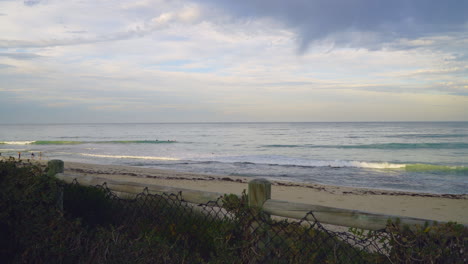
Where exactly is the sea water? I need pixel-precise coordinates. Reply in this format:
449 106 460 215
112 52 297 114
1 122 467 194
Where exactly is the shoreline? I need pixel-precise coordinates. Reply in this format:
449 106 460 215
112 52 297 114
65 161 467 199
3 157 467 224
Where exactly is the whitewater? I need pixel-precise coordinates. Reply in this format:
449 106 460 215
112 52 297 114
1 122 467 194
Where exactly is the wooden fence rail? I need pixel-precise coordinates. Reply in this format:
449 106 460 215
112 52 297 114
56 172 227 205
49 160 464 231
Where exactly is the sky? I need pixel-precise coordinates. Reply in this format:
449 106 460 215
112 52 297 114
0 0 467 123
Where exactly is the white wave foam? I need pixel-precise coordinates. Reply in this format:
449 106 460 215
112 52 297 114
0 149 27 152
293 160 406 169
79 153 179 161
206 155 406 169
0 141 35 145
340 161 406 169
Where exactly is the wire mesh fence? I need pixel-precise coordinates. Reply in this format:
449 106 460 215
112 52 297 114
63 180 398 263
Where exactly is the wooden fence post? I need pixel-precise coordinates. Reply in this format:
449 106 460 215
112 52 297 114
248 179 272 260
47 159 64 211
47 159 64 177
248 178 271 209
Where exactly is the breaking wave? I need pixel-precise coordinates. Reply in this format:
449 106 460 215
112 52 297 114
200 155 467 174
0 140 177 145
79 153 179 161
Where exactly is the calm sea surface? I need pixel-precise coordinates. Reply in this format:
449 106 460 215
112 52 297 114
1 122 467 194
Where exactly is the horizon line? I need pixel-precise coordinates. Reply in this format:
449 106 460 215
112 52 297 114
1 121 468 125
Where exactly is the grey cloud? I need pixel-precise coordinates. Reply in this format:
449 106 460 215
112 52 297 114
389 34 468 51
0 16 169 48
428 82 468 97
67 30 88 34
24 0 41 6
0 52 42 59
0 63 14 68
0 33 138 48
199 0 468 52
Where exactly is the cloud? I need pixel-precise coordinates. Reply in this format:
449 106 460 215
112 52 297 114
66 30 88 34
0 63 14 69
198 0 468 52
0 52 42 59
24 0 40 6
0 30 150 48
0 3 202 48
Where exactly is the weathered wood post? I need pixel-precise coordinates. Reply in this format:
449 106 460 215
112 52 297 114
47 159 64 211
248 178 271 209
248 179 272 260
47 159 64 177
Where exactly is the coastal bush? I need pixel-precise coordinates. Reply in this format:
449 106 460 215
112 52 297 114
0 159 243 263
63 182 116 227
350 220 468 264
0 158 67 262
385 219 468 263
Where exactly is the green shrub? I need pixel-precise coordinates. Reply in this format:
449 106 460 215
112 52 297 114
0 159 65 262
385 219 468 263
63 183 115 227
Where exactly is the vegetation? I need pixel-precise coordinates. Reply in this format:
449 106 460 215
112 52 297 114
1 158 466 263
385 219 467 263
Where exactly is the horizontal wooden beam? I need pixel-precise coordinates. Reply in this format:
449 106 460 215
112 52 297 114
56 173 228 205
263 199 446 230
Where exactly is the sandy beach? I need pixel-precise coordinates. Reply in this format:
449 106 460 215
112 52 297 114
41 160 467 225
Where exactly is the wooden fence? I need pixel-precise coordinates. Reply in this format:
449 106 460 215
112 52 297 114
48 160 461 231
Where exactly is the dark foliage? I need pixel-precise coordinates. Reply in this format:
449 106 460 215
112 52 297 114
1 159 466 263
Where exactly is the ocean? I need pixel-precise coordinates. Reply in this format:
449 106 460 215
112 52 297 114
1 122 467 194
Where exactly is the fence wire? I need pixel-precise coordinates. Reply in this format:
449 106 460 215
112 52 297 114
63 180 465 264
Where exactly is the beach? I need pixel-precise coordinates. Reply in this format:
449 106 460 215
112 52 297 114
59 161 468 225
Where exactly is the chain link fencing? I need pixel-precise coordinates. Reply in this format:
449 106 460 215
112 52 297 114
63 180 403 263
